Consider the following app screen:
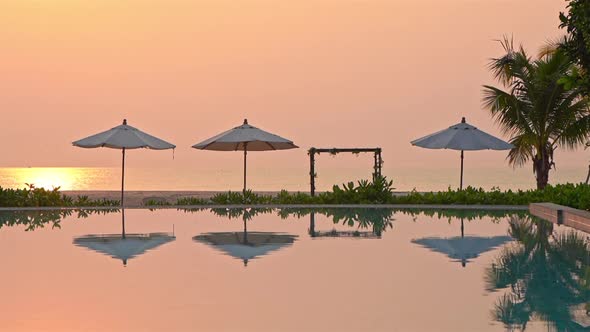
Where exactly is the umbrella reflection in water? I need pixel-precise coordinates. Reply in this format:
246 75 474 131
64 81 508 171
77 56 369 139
194 210 297 266
73 210 175 266
412 218 512 267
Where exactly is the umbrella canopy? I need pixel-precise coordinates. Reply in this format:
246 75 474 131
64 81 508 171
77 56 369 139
410 117 513 189
74 232 176 266
192 119 298 192
194 223 297 266
72 119 175 150
193 119 297 151
412 235 512 267
411 117 514 151
72 119 175 207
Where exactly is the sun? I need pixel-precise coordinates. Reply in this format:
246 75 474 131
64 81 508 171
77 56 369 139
10 168 79 190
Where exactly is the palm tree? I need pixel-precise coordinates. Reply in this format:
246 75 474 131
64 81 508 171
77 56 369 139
483 38 590 189
486 216 590 331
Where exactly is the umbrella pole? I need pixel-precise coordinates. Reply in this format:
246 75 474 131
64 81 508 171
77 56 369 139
461 218 464 238
460 150 464 190
243 218 248 245
243 143 248 194
122 208 126 239
121 148 126 208
121 148 126 239
309 212 316 237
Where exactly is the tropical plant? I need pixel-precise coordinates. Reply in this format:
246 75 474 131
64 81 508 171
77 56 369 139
317 176 395 204
159 181 590 211
0 185 120 207
209 190 273 205
175 197 208 205
486 216 590 331
560 0 590 93
483 38 590 189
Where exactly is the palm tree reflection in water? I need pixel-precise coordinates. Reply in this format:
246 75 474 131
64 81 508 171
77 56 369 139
487 216 590 331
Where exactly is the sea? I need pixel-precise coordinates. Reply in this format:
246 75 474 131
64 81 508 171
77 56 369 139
0 166 586 192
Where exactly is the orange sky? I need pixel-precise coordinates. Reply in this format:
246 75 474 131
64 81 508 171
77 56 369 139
0 0 579 172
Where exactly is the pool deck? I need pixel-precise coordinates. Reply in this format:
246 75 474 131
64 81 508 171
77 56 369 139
530 202 590 233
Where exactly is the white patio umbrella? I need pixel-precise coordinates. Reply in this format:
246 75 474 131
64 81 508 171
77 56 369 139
72 119 175 207
192 119 298 192
411 117 513 189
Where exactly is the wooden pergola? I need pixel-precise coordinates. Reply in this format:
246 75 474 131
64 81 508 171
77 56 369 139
308 147 383 196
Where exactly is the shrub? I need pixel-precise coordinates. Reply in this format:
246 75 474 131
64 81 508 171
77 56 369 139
0 185 120 207
170 181 590 210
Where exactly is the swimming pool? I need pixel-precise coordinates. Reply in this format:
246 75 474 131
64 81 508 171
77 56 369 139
0 207 587 331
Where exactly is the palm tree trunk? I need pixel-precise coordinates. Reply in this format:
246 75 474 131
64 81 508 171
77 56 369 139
534 154 551 190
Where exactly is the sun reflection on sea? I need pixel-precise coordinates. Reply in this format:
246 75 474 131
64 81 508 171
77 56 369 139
0 168 95 190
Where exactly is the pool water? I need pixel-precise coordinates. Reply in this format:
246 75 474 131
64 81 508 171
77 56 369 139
0 208 588 332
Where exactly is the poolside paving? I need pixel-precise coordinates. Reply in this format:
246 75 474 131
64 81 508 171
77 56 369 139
530 202 590 233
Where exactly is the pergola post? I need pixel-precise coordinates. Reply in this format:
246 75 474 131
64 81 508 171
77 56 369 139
377 148 382 178
373 151 379 181
309 148 316 196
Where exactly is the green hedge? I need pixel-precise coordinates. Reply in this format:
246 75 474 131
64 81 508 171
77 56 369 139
0 185 120 207
5 178 590 210
392 184 590 210
166 178 590 210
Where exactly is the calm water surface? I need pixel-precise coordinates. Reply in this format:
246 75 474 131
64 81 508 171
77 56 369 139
0 208 588 332
0 166 587 191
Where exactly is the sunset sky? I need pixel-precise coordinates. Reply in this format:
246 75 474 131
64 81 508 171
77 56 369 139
0 0 577 174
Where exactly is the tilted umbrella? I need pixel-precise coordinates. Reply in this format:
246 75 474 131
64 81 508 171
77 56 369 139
411 117 513 189
194 219 297 266
74 232 176 266
73 119 175 207
192 119 298 192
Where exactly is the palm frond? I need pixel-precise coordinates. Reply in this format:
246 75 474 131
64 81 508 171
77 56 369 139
507 134 536 167
483 38 590 183
538 36 567 59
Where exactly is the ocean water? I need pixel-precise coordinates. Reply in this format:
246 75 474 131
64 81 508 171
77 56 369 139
0 166 587 192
